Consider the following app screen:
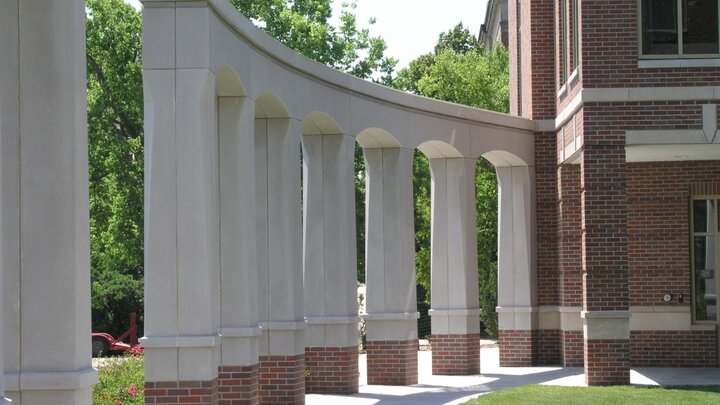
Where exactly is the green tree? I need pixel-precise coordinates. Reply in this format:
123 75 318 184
229 0 397 82
398 23 509 337
86 0 145 337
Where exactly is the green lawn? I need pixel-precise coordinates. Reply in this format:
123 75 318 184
463 385 720 405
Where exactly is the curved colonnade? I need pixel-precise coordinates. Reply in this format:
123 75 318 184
141 0 538 403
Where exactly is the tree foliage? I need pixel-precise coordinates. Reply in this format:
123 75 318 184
86 0 145 337
396 23 510 337
229 0 397 82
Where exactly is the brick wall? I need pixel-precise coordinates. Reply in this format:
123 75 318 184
305 346 358 394
499 330 537 366
218 364 259 405
259 355 305 405
538 329 561 365
584 339 630 385
631 331 717 367
562 330 584 367
628 161 720 306
145 379 218 404
529 0 557 120
366 340 418 385
558 164 582 307
580 1 720 88
536 131 560 307
431 333 480 375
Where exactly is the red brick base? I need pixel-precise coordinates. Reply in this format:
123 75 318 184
218 364 259 404
585 339 630 386
431 333 480 375
305 346 359 394
499 330 537 366
366 340 418 385
144 379 218 404
562 330 584 367
537 329 561 365
631 330 717 367
259 354 305 405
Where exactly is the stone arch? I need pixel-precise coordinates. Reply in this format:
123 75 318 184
356 127 402 149
215 64 246 97
255 91 290 119
417 140 464 159
302 111 344 135
482 149 529 167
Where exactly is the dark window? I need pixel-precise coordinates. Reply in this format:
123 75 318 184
641 0 720 56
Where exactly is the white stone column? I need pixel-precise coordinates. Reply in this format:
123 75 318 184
428 157 481 375
256 117 305 402
363 147 419 386
217 96 261 397
302 133 359 394
496 165 538 366
142 2 221 398
1 1 96 403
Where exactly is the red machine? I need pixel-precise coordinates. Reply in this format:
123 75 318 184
92 312 138 357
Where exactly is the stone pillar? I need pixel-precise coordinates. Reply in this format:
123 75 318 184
363 147 419 386
302 133 359 394
557 164 584 366
0 1 96 403
142 3 220 403
496 165 538 367
256 117 305 404
580 128 630 386
428 158 481 375
218 97 261 404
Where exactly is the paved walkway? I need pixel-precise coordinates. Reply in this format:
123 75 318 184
307 344 720 405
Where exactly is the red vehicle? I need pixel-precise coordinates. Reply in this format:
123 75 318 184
92 312 138 357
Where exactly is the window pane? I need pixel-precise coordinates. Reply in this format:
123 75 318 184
694 236 717 321
642 0 679 54
683 0 719 54
694 199 716 233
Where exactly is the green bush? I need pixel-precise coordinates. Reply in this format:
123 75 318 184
92 353 144 405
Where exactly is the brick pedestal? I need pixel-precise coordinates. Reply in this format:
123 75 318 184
562 330 584 366
305 346 359 394
366 340 417 385
498 330 537 366
259 355 304 405
537 329 561 365
584 339 630 386
144 379 218 404
218 364 260 405
431 334 480 375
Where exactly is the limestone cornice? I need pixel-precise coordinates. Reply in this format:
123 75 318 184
552 86 720 131
142 0 535 135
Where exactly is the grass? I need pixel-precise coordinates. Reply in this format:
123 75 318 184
92 353 144 405
462 385 720 405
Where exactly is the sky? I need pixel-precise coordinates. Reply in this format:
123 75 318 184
124 0 488 69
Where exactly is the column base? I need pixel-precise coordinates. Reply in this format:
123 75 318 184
498 330 537 366
259 354 305 405
431 333 480 375
366 340 418 385
305 346 359 394
218 364 260 404
585 339 630 386
145 379 218 404
562 330 584 367
537 329 561 365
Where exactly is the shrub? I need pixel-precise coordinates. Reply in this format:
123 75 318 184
92 352 144 405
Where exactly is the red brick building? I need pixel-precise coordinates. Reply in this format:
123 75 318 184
486 0 720 385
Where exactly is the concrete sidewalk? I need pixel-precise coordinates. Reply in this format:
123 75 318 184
307 345 720 405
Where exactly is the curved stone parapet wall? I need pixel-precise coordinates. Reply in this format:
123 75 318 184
142 0 538 403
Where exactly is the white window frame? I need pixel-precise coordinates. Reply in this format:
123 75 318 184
691 196 720 324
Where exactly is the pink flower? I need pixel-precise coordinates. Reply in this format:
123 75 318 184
124 384 138 396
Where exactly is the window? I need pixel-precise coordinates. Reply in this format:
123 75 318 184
692 198 719 322
641 0 720 57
